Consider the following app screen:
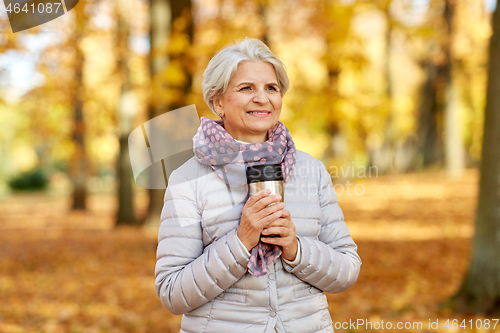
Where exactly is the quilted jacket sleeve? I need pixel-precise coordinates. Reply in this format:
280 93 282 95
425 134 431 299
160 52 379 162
154 168 250 315
282 160 362 293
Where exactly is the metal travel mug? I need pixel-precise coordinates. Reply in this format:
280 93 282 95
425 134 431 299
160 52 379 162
246 164 284 238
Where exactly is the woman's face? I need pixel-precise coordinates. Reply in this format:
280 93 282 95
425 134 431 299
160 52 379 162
213 60 282 143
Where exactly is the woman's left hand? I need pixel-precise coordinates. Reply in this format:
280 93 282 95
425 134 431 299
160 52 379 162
260 209 298 261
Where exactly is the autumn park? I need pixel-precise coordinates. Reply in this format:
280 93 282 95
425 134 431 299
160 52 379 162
0 0 499 332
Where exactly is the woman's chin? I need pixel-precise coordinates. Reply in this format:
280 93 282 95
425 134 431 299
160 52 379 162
247 122 275 134
246 115 277 126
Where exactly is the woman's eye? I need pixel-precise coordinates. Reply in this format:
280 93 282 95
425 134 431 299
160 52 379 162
268 86 277 91
240 86 251 91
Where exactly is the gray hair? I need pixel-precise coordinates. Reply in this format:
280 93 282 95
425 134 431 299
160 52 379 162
202 37 290 116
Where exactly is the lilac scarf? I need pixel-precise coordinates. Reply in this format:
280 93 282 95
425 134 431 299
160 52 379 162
193 116 297 277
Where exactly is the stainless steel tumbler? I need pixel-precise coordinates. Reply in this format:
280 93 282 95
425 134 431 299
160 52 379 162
246 164 284 238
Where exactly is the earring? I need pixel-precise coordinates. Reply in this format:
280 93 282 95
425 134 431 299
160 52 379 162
219 113 222 116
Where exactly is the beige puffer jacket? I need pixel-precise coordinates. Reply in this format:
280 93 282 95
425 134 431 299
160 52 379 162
155 150 361 333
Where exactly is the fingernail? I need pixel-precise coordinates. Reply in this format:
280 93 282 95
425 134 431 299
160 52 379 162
266 189 271 195
276 195 282 200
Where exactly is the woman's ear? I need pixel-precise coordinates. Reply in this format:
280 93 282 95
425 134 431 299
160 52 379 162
212 94 223 113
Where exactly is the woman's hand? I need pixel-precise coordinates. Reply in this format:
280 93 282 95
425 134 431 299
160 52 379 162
237 189 285 252
260 209 298 261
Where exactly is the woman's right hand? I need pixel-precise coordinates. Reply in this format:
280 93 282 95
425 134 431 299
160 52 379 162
237 189 285 252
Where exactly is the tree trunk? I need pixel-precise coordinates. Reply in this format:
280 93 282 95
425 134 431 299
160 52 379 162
116 133 136 225
379 6 395 175
416 55 445 169
144 0 193 228
321 9 344 167
114 0 138 226
68 3 88 210
444 81 464 176
417 1 462 172
450 0 500 314
443 0 465 177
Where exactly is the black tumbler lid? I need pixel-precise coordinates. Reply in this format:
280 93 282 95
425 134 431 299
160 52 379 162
246 164 283 183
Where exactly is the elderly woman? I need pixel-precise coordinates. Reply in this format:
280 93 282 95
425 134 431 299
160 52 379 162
155 37 361 333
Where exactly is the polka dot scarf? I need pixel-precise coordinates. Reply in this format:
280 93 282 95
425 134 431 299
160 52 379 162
193 116 297 277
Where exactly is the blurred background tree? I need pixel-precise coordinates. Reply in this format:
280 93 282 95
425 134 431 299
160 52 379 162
450 0 500 314
143 0 194 227
68 0 89 210
114 0 138 225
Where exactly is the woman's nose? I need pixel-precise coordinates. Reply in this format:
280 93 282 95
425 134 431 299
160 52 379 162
252 88 268 104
